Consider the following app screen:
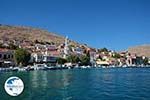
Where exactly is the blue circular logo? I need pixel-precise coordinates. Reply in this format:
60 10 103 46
4 76 24 96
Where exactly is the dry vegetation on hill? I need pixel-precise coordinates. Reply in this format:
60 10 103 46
128 45 150 57
0 25 79 46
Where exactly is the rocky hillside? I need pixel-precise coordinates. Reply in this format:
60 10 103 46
128 45 150 57
0 24 79 46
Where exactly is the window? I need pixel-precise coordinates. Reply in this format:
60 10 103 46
8 55 10 58
3 54 7 59
11 55 13 58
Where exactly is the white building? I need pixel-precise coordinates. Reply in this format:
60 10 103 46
72 47 83 55
31 52 57 64
63 36 69 58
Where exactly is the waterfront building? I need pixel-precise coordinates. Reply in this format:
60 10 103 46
117 58 126 66
30 52 57 64
0 48 15 67
31 52 44 63
31 43 59 64
96 59 110 66
125 53 145 66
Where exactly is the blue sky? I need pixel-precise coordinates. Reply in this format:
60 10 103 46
0 0 150 51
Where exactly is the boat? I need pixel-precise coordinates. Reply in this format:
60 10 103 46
0 67 11 72
33 64 53 70
25 66 34 71
18 67 26 71
12 67 19 71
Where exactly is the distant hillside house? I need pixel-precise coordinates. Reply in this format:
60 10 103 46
72 47 84 55
35 44 46 51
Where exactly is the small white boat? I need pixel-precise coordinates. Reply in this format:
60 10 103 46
33 64 48 70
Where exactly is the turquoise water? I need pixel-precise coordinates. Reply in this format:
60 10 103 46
0 68 150 100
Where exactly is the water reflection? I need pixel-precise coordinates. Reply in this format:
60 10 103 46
30 71 48 88
49 70 73 100
1 68 150 100
61 70 71 88
29 70 73 99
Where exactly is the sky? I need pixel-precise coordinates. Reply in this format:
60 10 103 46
0 0 150 51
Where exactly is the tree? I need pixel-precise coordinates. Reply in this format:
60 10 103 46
66 55 80 63
15 48 31 66
143 57 149 65
80 55 90 66
57 57 67 65
98 48 108 53
112 53 121 58
74 55 80 63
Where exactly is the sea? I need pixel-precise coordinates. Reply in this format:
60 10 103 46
0 67 150 100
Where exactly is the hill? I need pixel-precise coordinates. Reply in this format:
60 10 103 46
0 25 80 46
128 45 150 57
